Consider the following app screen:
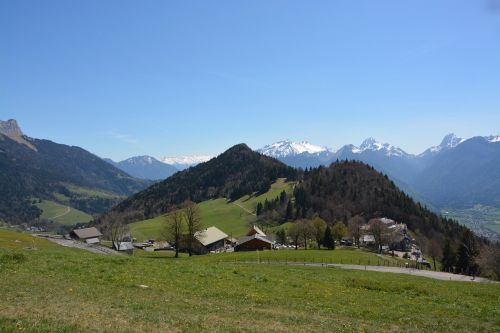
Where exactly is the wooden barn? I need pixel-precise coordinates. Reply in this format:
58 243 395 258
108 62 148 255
70 227 102 244
194 226 228 254
235 226 273 252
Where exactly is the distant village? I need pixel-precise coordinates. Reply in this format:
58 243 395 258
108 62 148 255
56 216 430 267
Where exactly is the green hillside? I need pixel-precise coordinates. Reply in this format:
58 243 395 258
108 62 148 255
36 200 93 225
0 229 499 332
129 179 295 241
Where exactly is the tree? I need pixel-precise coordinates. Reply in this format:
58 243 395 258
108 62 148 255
275 228 287 245
285 201 293 220
298 219 315 250
332 222 347 245
256 202 263 216
288 222 300 250
348 215 364 248
368 218 389 253
427 239 442 271
183 202 203 256
101 211 129 250
456 229 479 275
477 243 500 281
441 239 456 272
165 210 184 258
323 225 335 250
312 216 327 249
279 190 287 204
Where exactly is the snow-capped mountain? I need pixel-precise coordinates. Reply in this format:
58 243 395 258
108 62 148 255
419 133 465 157
160 155 213 170
258 140 330 158
105 155 178 180
257 140 334 168
486 135 500 143
343 137 410 157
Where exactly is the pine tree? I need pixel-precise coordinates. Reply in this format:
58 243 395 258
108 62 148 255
285 201 293 220
279 190 287 204
442 239 456 273
323 225 335 250
256 202 263 216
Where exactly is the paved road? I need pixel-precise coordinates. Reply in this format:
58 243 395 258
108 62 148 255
34 235 121 255
238 261 495 283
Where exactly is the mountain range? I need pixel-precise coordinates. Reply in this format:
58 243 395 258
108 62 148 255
0 119 150 225
99 144 472 250
256 135 500 238
104 156 178 181
256 135 500 209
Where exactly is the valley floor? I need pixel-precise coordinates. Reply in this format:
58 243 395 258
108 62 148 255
1 230 499 333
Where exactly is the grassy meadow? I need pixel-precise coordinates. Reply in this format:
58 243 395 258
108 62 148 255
36 200 93 225
1 229 499 333
130 178 295 241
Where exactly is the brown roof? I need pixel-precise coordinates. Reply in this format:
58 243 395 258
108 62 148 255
237 234 273 246
246 225 266 237
72 227 102 239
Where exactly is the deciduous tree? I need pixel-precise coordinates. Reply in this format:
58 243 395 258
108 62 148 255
348 215 364 248
165 210 184 258
183 201 203 257
312 216 327 249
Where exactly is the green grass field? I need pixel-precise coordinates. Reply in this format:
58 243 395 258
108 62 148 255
0 229 499 332
130 179 295 241
35 200 93 225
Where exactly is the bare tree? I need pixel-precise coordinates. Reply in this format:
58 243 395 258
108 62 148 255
477 243 500 281
368 218 389 253
427 239 443 271
348 215 365 248
288 222 301 250
312 216 327 249
183 201 203 256
298 219 314 250
164 210 184 258
101 211 129 250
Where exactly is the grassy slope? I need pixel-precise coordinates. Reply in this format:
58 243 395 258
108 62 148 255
0 230 499 333
130 178 295 241
36 200 93 225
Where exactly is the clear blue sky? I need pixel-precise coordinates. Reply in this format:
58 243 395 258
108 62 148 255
1 1 499 160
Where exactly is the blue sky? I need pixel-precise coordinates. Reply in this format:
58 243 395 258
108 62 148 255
1 1 499 160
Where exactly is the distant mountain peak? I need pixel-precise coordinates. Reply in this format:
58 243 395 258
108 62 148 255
356 138 407 157
423 133 465 155
485 135 500 143
122 155 157 165
0 119 37 151
439 133 464 148
161 154 213 170
258 140 329 158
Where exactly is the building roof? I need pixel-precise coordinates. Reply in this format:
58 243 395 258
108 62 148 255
72 227 102 239
113 241 134 251
194 226 228 247
237 234 273 246
246 225 266 237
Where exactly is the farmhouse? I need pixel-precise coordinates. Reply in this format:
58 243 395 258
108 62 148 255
235 226 273 251
235 234 273 251
70 227 102 244
194 226 228 254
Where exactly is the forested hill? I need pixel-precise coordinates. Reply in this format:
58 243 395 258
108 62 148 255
100 144 298 223
0 130 150 224
294 161 472 245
